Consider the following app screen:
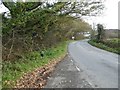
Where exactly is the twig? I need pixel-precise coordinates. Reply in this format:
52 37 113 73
7 30 15 60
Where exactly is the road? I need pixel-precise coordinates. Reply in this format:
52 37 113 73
68 40 118 88
45 40 118 88
45 55 92 88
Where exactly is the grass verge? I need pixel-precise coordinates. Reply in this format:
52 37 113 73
2 41 70 88
88 39 120 54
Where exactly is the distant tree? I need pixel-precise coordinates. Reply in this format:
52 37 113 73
97 24 105 42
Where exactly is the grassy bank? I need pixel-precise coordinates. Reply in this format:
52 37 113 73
88 38 120 54
2 41 70 88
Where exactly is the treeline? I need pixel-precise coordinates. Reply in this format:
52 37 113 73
89 24 120 54
2 1 103 61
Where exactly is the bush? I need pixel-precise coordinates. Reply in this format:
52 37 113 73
88 38 120 54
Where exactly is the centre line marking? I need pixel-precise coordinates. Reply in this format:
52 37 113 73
71 59 73 62
76 66 80 71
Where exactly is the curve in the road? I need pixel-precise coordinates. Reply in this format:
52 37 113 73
68 40 118 88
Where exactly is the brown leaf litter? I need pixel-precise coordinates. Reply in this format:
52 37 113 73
14 54 66 88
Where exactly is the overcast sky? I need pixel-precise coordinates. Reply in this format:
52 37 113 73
83 0 119 29
0 0 119 29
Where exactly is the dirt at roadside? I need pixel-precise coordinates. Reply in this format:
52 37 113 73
44 54 92 88
14 54 66 88
13 53 92 89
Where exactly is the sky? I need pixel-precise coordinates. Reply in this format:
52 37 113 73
83 0 119 29
0 0 119 29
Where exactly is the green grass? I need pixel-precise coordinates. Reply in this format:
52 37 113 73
88 39 120 54
2 41 70 88
0 64 1 90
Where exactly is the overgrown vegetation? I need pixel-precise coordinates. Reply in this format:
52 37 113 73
2 41 69 87
1 0 104 88
88 38 120 54
89 23 119 54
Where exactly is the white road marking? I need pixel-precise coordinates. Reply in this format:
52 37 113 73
71 59 73 62
88 82 94 88
76 66 80 71
88 82 92 86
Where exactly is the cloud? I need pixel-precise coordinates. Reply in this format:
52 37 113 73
83 0 119 29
